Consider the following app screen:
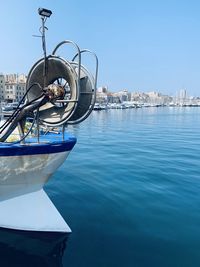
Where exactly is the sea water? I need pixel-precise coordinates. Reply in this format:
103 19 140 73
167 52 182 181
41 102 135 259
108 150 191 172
1 107 200 267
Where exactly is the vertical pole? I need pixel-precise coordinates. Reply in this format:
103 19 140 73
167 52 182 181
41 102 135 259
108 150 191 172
18 122 25 144
62 124 65 141
36 108 40 143
41 16 48 88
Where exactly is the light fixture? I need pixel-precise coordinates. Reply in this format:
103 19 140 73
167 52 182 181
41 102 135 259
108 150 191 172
38 8 52 18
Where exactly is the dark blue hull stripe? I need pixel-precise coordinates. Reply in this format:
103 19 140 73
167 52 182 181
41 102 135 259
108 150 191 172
0 138 76 157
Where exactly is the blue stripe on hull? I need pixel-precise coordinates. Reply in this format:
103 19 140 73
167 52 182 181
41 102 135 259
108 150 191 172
0 134 76 157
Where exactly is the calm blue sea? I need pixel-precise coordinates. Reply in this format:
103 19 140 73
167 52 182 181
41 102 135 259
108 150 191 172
1 107 200 267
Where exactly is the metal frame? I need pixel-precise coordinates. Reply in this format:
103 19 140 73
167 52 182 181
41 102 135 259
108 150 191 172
52 40 82 96
0 9 99 144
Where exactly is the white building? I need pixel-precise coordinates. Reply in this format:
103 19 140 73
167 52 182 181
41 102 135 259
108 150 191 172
116 90 130 102
97 86 108 93
4 74 26 102
179 89 187 100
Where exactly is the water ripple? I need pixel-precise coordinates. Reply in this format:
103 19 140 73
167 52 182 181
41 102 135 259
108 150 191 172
46 107 200 267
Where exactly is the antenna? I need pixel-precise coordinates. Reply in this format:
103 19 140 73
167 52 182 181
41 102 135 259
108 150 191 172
38 8 52 87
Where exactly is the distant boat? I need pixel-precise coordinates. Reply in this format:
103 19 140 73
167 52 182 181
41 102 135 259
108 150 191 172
93 103 105 110
2 104 16 112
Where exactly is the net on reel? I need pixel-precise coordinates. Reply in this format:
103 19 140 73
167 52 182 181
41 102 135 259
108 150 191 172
26 41 98 126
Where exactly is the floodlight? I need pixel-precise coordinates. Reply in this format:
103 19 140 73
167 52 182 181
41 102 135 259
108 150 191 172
38 8 52 18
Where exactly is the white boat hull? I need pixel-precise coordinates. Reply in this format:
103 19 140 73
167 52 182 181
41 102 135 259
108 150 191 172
0 151 70 201
0 133 76 232
0 189 71 232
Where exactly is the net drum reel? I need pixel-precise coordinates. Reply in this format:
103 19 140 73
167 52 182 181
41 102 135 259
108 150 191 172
26 40 98 126
26 55 79 126
68 49 98 124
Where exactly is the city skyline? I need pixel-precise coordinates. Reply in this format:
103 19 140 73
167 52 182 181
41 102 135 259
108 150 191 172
1 1 200 96
0 71 197 99
0 72 198 108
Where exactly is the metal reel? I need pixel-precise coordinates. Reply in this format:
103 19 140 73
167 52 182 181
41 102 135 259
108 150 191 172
52 41 98 125
26 56 78 126
67 62 96 124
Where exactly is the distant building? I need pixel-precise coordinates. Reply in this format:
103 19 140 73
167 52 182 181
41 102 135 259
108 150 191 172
97 86 108 93
131 92 148 103
4 74 26 102
96 87 108 103
5 81 16 101
179 89 187 100
116 90 129 102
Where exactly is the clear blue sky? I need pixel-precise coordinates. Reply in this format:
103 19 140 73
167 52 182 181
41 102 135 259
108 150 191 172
1 0 200 96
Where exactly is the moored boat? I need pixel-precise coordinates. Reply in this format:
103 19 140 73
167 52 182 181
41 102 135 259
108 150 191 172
0 132 76 201
0 7 98 233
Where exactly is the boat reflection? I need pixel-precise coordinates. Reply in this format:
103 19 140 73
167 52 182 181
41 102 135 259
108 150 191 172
0 227 70 267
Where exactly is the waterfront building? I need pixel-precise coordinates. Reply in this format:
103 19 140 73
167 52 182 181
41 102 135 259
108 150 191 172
106 92 121 103
16 74 26 102
3 73 26 102
177 89 188 106
179 89 187 100
96 87 108 103
117 89 130 102
130 91 172 106
97 86 108 93
131 92 148 103
5 81 17 101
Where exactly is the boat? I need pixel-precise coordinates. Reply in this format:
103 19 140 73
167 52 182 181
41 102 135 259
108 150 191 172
2 105 15 112
93 103 108 110
93 103 102 110
0 8 98 233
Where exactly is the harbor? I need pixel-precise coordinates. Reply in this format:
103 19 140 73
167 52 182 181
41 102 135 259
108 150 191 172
93 101 200 110
1 1 200 267
1 91 200 118
94 87 200 109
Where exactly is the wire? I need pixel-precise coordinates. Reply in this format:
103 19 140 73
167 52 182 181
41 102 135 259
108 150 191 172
0 83 43 134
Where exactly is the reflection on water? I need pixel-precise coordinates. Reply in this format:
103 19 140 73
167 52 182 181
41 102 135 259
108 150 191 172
0 228 69 267
53 108 200 267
